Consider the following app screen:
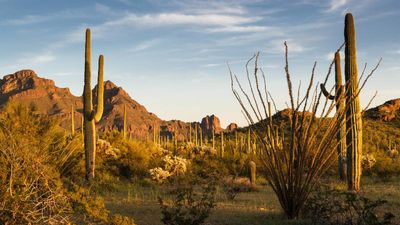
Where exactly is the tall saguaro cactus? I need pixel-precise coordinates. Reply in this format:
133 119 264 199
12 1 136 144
344 13 362 192
123 105 127 139
249 160 256 185
71 105 75 136
83 28 104 181
321 52 347 181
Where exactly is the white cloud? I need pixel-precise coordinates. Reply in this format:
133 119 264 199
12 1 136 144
206 25 270 33
2 15 50 25
128 39 161 52
99 13 261 28
327 0 349 12
18 51 55 66
325 52 335 61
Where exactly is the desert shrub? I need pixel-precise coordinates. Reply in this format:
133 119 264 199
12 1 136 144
66 182 110 223
149 155 189 183
109 213 136 225
101 131 162 179
0 104 71 224
221 176 258 200
304 186 395 225
158 180 216 225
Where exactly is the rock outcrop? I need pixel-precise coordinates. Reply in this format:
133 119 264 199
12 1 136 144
365 98 400 122
200 114 222 134
226 123 238 132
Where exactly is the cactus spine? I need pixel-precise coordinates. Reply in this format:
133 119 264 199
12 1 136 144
321 52 347 181
71 105 75 136
83 28 104 180
344 13 362 192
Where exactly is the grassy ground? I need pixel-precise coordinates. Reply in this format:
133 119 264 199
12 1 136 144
103 177 400 225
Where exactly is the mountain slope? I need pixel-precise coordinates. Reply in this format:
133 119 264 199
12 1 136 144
0 70 236 140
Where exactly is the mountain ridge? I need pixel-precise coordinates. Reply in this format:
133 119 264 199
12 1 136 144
0 69 237 140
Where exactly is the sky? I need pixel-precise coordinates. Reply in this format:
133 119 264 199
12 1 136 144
0 0 399 127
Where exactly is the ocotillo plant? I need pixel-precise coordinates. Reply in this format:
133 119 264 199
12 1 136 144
249 160 256 185
344 13 362 192
123 105 127 139
321 51 347 181
71 105 75 136
83 28 104 180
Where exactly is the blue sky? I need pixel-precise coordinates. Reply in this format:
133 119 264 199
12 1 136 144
0 0 399 127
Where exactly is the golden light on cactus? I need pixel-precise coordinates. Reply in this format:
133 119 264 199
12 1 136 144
83 28 104 181
344 13 362 192
321 51 347 181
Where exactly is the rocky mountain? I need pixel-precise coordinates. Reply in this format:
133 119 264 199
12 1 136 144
0 70 237 140
365 98 400 122
200 114 223 135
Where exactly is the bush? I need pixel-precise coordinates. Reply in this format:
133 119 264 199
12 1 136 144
101 131 162 179
110 213 136 225
221 176 258 200
158 181 216 225
0 104 71 224
304 185 396 225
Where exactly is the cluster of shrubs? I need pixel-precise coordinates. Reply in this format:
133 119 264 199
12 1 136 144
0 104 136 224
304 185 396 225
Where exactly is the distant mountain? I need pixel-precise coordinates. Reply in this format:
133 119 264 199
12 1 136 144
0 70 238 140
365 98 400 122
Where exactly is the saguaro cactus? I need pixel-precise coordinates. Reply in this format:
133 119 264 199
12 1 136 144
247 129 251 154
320 51 347 181
220 131 224 158
344 13 362 192
83 28 104 181
71 105 75 136
249 160 256 185
212 129 215 149
123 105 127 139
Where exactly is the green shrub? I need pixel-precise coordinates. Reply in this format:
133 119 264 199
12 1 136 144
101 131 162 179
110 213 137 225
0 104 71 224
304 185 395 225
158 181 216 225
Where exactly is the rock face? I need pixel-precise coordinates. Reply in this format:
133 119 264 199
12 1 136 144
226 123 238 132
200 114 222 134
0 70 81 129
0 70 238 140
365 98 400 122
0 70 162 138
94 80 162 138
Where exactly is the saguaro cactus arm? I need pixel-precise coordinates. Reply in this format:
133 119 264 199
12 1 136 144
92 55 104 122
320 84 335 100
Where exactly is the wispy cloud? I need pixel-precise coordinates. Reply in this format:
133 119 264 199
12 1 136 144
18 51 56 65
327 0 349 12
128 39 161 52
2 15 50 25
